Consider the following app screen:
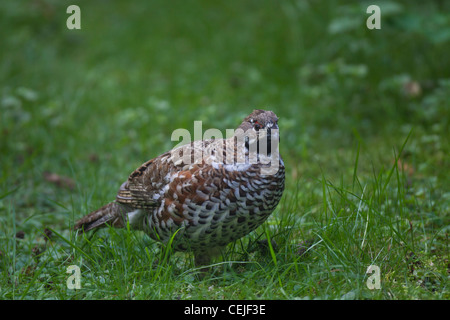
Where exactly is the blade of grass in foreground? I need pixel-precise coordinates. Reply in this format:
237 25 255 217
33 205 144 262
48 227 98 266
381 130 412 195
0 186 20 200
12 202 17 300
19 259 49 300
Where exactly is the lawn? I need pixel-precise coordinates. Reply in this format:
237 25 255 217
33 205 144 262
0 0 448 300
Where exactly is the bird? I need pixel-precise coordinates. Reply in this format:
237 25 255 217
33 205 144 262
74 109 285 267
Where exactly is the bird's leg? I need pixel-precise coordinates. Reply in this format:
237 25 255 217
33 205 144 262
193 246 225 277
194 251 212 276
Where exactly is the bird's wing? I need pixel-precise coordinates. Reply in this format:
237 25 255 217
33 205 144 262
115 140 215 209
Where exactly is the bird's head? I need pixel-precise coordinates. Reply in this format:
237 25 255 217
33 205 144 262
235 109 280 156
238 109 279 133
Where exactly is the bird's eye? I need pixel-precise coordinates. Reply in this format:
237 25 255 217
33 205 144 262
254 121 261 130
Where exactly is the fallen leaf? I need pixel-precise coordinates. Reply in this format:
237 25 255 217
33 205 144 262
89 153 99 163
15 230 25 239
43 172 75 190
43 228 53 241
396 159 415 176
403 81 422 98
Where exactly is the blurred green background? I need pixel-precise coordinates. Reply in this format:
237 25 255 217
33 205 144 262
2 0 448 214
0 0 448 299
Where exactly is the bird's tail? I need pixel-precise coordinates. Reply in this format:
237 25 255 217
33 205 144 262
74 202 130 232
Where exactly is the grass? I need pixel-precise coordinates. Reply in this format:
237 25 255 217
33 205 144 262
0 0 449 299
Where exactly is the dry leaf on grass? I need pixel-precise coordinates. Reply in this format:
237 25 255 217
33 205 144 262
43 172 75 190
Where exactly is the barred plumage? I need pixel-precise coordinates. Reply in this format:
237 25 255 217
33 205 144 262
74 109 285 266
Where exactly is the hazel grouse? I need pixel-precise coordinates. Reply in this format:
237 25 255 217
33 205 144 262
74 109 285 266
